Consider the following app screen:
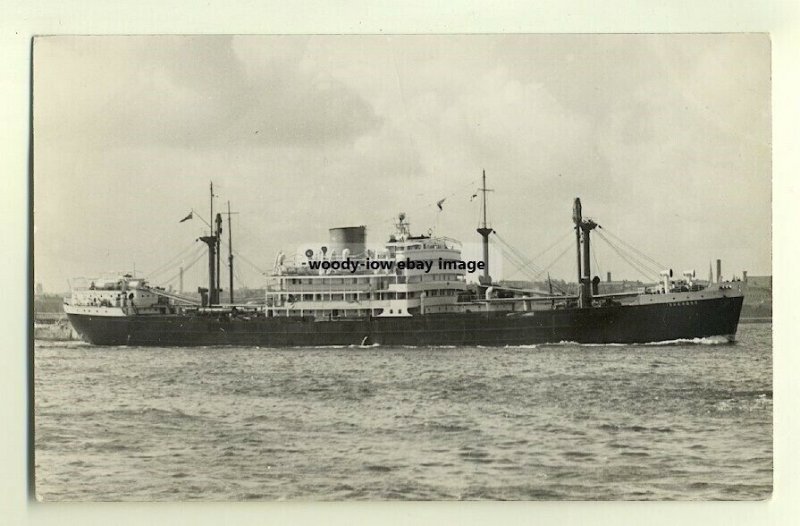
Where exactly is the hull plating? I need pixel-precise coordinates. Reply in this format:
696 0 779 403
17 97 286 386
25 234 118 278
67 296 744 347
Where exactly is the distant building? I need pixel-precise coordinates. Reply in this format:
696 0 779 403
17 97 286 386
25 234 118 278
33 290 79 340
746 275 772 290
500 273 772 319
498 278 652 295
740 275 771 318
597 280 648 294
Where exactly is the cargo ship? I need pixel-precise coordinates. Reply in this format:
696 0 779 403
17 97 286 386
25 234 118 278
63 175 744 347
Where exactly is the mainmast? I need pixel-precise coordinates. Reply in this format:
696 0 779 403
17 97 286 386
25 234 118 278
573 198 582 288
476 170 494 285
215 212 222 303
227 200 234 304
573 197 597 308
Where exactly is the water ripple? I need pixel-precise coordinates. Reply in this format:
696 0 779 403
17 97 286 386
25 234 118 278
34 323 772 500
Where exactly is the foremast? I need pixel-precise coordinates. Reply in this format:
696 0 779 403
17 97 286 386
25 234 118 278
198 182 223 307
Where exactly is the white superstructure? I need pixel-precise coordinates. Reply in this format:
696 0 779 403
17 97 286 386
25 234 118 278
266 215 470 318
63 274 172 317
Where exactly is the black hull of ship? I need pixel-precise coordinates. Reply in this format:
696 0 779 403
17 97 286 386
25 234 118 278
67 296 743 347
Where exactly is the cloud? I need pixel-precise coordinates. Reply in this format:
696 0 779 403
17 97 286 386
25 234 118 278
34 35 381 149
32 35 771 292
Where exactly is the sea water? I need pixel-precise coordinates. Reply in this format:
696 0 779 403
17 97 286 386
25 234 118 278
33 323 772 500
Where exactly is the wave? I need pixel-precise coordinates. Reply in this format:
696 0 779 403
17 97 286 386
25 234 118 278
34 340 90 348
507 343 642 351
533 336 733 347
598 423 675 433
644 335 732 346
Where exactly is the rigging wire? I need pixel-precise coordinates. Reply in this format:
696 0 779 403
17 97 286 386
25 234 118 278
499 243 554 285
492 233 534 265
152 250 205 285
493 232 572 284
490 237 541 282
498 235 542 270
158 250 205 287
145 240 205 279
498 230 574 280
491 234 546 276
155 248 206 288
525 230 575 267
592 239 603 282
500 245 546 280
489 233 572 294
224 175 482 285
594 230 658 282
538 243 574 279
233 249 268 276
591 225 662 277
364 177 480 231
533 243 574 293
475 196 482 229
597 225 666 271
599 231 662 277
233 267 248 290
595 230 652 279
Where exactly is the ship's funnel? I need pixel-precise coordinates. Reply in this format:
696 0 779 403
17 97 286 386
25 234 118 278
329 226 366 257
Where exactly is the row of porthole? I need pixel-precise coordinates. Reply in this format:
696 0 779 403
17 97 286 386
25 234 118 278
669 300 699 306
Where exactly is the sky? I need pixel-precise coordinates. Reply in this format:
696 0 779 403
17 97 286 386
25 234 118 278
33 34 771 293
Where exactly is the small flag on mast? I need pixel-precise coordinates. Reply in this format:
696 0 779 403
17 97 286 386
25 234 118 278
179 211 193 223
